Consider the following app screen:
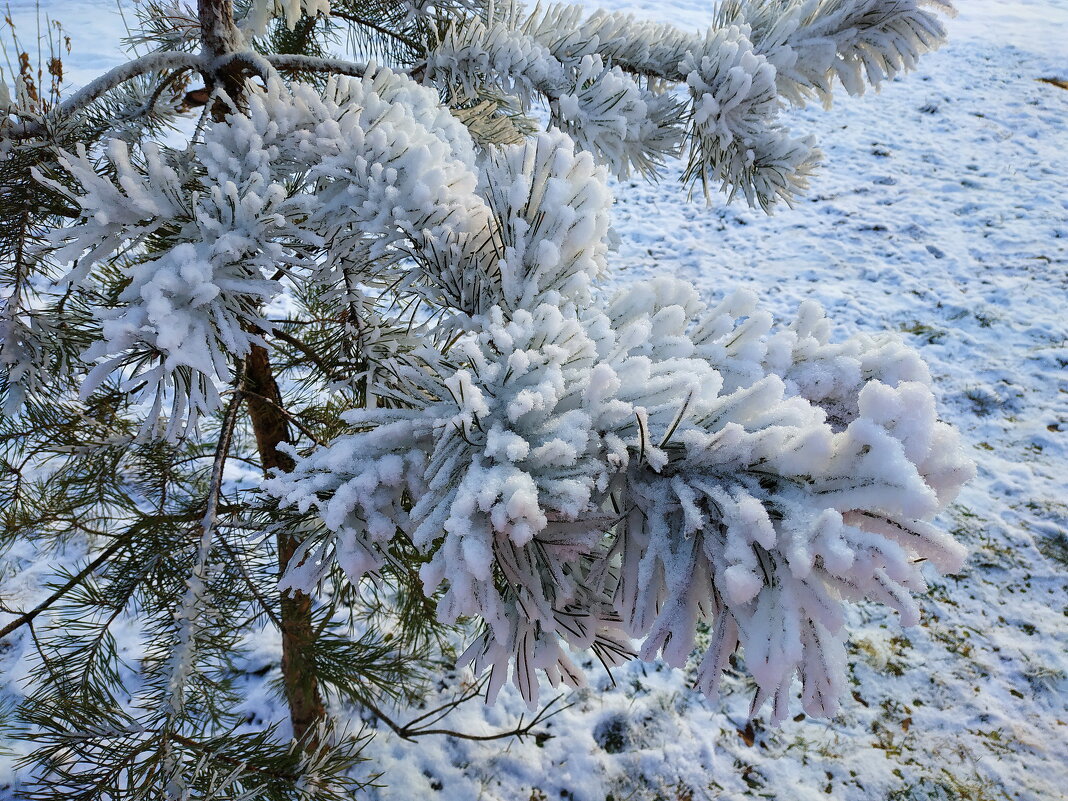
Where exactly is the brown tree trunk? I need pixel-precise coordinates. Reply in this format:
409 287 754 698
245 344 326 745
196 0 326 745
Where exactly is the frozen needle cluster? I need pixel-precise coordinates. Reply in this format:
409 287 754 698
270 259 973 717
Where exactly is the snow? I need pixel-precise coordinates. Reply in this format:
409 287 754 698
2 0 1067 799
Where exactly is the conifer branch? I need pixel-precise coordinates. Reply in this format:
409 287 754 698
201 365 246 538
262 53 371 77
118 67 197 121
0 540 124 641
241 388 326 447
270 329 351 385
216 536 284 629
2 0 967 791
166 731 299 779
330 10 421 52
263 53 370 77
4 52 203 138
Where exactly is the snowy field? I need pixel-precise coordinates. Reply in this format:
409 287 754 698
1 1 1067 799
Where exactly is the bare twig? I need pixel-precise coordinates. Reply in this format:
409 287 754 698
357 681 572 742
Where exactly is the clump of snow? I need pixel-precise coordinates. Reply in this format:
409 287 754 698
43 69 484 436
271 244 973 720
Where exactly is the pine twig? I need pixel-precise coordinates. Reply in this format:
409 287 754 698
330 10 421 52
357 681 572 742
0 539 124 641
264 53 370 77
270 328 351 385
216 535 283 629
118 66 196 120
240 388 326 447
5 51 203 138
201 365 246 539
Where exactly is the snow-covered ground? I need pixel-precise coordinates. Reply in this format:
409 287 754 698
2 1 1066 799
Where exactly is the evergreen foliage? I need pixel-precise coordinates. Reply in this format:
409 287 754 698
0 0 970 797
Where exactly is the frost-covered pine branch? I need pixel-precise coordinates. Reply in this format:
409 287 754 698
419 0 954 204
267 158 974 713
0 0 970 795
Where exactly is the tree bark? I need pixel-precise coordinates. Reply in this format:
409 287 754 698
196 0 326 745
245 344 326 745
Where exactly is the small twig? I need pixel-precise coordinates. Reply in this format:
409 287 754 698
161 365 246 725
215 50 278 84
216 536 283 629
407 694 571 741
201 365 246 540
357 684 571 742
0 539 124 641
240 388 325 447
330 11 422 52
401 677 487 730
270 328 351 385
119 66 194 120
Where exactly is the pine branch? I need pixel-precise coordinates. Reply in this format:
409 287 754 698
263 53 370 77
166 731 298 781
241 388 326 447
330 10 421 52
216 535 283 629
116 67 196 122
357 682 571 742
4 52 203 138
0 540 123 641
270 329 350 385
5 0 968 787
201 366 246 539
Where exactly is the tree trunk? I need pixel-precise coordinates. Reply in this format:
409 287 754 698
245 344 326 745
196 0 326 745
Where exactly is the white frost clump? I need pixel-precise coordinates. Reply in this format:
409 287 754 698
421 0 953 202
681 26 818 207
268 128 973 718
423 13 681 178
245 0 332 35
723 0 955 104
44 71 485 435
